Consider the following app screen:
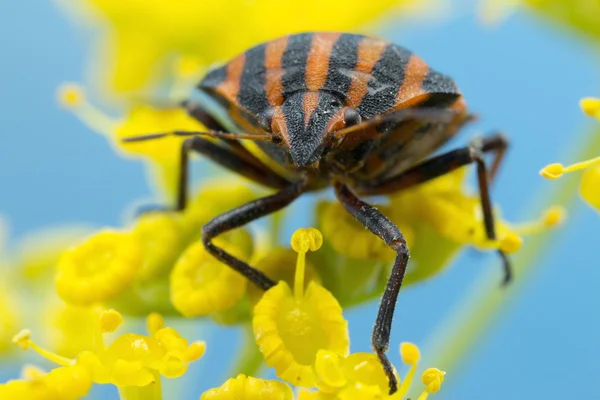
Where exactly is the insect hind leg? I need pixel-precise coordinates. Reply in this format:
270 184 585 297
334 182 409 395
356 132 512 284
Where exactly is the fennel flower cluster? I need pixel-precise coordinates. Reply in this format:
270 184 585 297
2 0 593 399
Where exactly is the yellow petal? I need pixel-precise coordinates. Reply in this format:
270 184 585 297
253 281 349 387
580 165 600 210
56 230 142 305
201 374 294 400
170 239 248 317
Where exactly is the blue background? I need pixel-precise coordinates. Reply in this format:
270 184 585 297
1 1 598 399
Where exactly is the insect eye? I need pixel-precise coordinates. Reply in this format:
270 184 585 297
258 109 274 133
330 99 343 108
343 108 362 127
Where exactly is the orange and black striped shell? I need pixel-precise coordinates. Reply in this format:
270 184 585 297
197 32 469 185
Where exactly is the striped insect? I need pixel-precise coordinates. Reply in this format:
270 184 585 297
126 32 510 394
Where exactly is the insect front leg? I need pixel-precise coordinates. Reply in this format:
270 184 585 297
202 180 306 291
334 182 408 395
176 136 291 210
356 133 512 284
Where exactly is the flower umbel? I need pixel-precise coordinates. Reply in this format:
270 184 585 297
7 310 205 399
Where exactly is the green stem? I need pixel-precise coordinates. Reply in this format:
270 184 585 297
118 375 163 400
230 324 264 378
408 127 600 398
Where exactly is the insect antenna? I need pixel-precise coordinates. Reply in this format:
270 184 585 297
121 130 279 143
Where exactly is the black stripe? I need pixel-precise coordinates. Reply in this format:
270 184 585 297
357 44 412 119
198 65 227 89
281 33 314 97
238 43 269 116
419 69 460 108
322 33 361 99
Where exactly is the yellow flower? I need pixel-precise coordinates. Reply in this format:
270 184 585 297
249 247 321 304
0 363 93 400
132 212 185 280
14 225 93 283
57 0 430 94
47 303 102 358
0 281 19 354
201 374 294 400
304 342 445 399
56 82 206 196
170 239 249 317
318 167 559 290
56 229 143 305
253 228 349 388
318 201 412 261
540 98 600 211
9 310 205 398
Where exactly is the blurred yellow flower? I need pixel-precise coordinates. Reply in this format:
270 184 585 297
57 0 431 95
481 0 600 43
540 98 600 212
56 229 143 305
57 82 205 196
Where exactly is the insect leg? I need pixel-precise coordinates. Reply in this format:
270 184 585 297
202 179 306 291
357 133 512 284
177 136 292 210
480 132 508 183
334 181 408 395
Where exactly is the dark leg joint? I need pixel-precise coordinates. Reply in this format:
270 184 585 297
377 351 398 394
498 250 512 286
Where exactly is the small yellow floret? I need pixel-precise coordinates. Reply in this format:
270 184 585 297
580 97 600 118
99 309 123 333
146 313 165 336
314 350 347 388
400 342 421 365
499 233 523 254
422 368 446 393
57 83 85 109
185 341 207 362
201 374 294 400
56 230 142 305
12 329 31 350
540 163 565 180
542 206 566 227
133 213 183 279
291 228 323 253
170 240 248 317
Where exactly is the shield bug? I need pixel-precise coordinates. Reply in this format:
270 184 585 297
125 32 510 394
